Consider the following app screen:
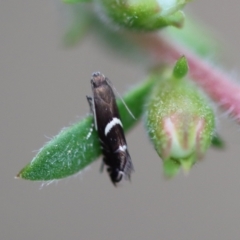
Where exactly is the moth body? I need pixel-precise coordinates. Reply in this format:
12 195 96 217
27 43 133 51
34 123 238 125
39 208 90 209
87 72 133 185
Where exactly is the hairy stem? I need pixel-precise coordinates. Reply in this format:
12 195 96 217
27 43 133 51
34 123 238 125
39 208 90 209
131 32 240 122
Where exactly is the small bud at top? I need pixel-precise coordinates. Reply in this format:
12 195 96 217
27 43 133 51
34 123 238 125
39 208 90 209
173 55 188 79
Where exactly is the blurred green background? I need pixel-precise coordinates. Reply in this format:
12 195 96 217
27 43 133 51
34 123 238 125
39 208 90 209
2 1 240 239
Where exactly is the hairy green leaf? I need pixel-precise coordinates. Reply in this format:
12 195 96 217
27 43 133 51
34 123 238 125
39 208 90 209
17 78 155 180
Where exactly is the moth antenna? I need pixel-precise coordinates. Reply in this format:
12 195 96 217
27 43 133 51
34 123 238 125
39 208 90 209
106 78 136 120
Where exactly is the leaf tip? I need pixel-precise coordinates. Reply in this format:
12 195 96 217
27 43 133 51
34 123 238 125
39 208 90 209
15 172 22 179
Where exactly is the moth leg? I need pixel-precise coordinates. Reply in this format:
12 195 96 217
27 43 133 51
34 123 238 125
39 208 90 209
86 95 97 130
86 95 93 112
100 159 105 173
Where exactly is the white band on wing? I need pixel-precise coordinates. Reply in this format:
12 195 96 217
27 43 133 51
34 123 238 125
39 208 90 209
104 117 123 136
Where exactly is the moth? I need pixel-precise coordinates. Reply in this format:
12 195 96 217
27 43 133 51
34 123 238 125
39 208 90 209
86 72 134 186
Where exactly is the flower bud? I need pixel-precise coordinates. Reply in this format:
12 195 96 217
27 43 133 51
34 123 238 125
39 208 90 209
94 0 191 31
145 57 215 177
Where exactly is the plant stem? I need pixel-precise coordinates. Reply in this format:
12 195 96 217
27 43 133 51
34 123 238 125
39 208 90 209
131 32 240 122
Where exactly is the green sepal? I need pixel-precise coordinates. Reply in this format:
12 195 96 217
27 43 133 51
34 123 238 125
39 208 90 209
211 134 224 148
163 154 196 178
17 78 155 181
163 159 180 178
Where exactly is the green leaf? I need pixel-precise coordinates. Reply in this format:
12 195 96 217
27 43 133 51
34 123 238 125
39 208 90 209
17 78 155 181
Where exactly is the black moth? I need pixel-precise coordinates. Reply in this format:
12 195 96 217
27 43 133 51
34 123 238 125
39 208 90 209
87 72 133 186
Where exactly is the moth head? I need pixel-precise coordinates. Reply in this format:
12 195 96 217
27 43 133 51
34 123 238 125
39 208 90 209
91 72 107 88
91 72 113 89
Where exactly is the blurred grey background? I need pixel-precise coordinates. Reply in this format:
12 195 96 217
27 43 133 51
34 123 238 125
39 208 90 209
2 0 240 239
